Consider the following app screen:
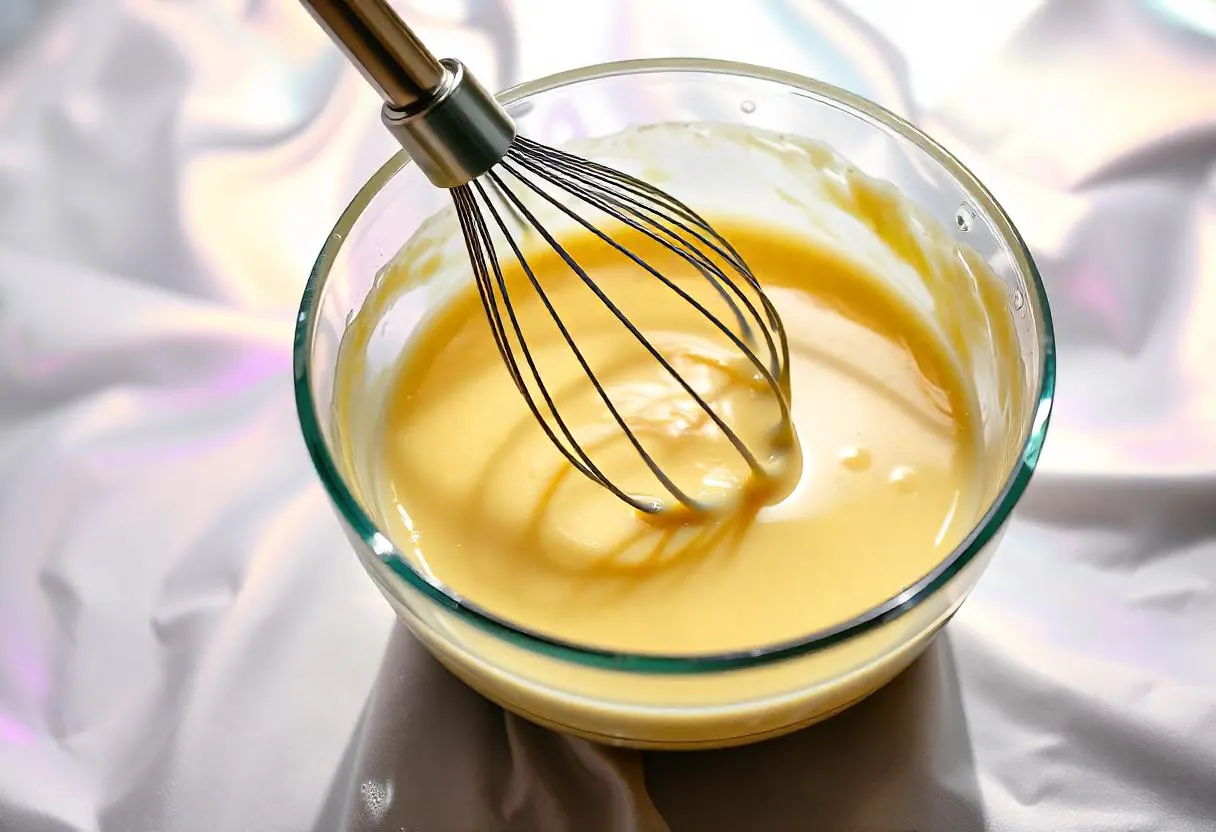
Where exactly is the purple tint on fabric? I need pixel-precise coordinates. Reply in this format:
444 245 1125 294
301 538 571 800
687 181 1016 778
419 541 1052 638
0 715 34 746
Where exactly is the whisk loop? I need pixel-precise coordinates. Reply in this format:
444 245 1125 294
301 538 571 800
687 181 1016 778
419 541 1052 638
452 137 794 514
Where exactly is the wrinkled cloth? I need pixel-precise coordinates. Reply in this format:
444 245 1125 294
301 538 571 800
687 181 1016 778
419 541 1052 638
1 1 1215 830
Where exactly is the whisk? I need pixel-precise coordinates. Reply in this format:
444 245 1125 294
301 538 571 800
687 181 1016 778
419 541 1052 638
301 0 795 514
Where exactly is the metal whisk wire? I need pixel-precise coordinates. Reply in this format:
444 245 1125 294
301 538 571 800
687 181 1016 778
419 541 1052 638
455 138 792 513
300 0 795 514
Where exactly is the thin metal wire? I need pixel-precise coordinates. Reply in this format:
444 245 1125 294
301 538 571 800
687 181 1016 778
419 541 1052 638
450 137 793 514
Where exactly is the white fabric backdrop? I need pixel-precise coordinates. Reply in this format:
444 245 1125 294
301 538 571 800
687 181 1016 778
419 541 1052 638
1 1 1214 829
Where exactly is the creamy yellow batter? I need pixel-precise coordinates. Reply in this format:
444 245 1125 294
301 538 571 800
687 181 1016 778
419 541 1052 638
369 220 982 655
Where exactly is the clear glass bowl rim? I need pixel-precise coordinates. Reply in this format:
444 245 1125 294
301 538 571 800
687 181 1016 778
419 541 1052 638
293 57 1057 674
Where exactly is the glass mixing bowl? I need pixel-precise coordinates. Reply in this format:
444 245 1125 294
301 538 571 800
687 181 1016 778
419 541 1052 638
294 59 1055 749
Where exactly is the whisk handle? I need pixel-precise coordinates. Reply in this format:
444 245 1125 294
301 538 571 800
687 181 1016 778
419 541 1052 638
299 0 445 109
298 0 515 188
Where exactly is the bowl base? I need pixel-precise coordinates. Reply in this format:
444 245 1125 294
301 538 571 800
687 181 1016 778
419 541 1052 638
431 625 943 750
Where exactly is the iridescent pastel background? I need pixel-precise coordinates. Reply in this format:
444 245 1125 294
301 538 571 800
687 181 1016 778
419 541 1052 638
1 1 1214 830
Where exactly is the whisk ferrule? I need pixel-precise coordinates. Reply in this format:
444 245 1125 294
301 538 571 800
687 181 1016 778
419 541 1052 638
382 59 516 189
